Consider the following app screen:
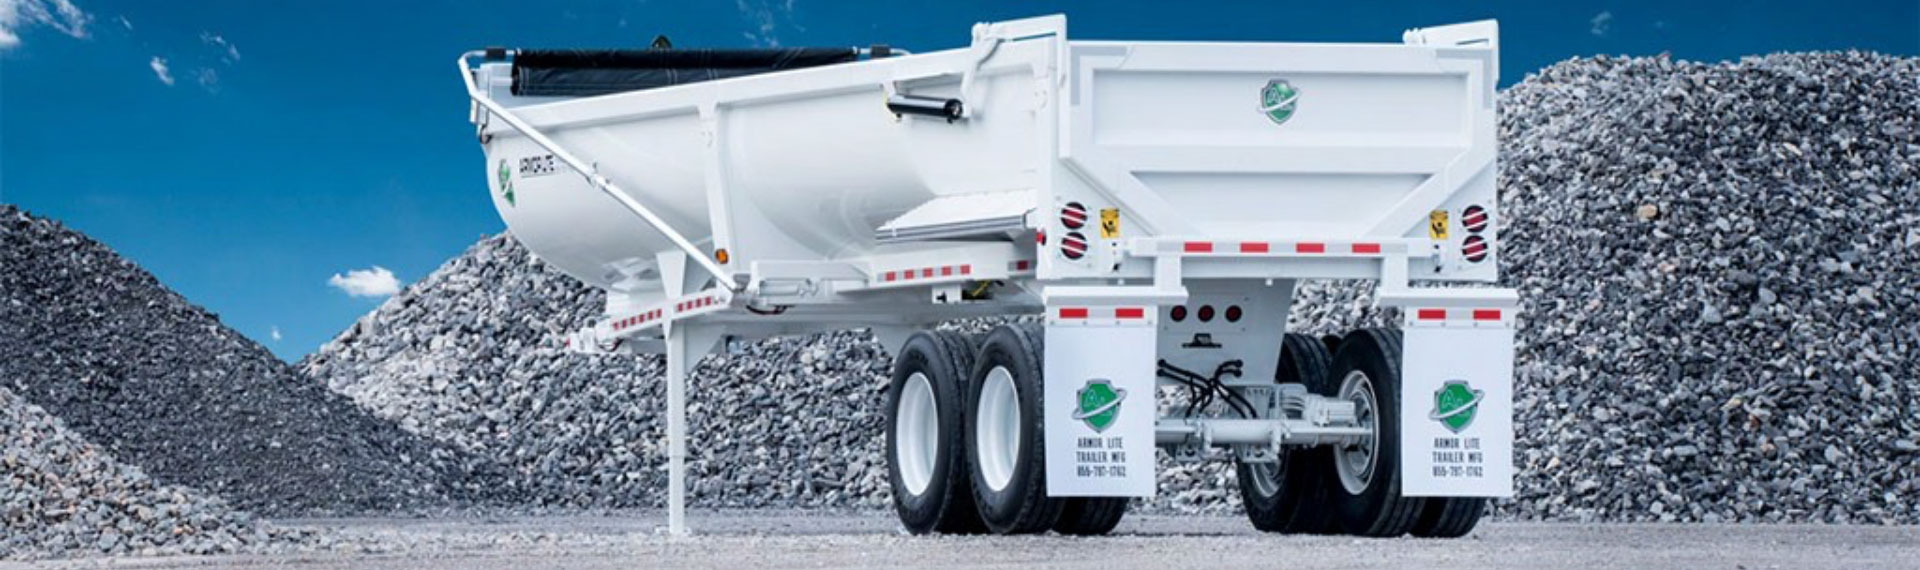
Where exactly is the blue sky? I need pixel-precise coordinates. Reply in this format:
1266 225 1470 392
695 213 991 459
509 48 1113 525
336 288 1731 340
2 0 1915 360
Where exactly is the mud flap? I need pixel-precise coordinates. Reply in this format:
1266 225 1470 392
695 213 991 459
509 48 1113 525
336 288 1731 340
1043 306 1157 498
1399 322 1515 497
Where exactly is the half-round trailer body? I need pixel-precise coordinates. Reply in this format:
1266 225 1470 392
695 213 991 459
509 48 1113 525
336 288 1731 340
475 45 1049 291
470 16 1504 296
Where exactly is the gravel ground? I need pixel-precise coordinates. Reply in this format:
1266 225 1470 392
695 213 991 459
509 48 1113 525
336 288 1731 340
7 513 1918 570
0 205 520 518
301 52 1920 524
0 386 314 560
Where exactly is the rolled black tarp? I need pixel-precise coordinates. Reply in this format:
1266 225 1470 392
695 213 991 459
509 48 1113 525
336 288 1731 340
511 48 860 97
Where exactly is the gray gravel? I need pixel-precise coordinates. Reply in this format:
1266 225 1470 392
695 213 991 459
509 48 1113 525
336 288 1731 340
302 234 911 510
12 513 1920 570
301 52 1920 524
0 205 520 518
0 386 314 560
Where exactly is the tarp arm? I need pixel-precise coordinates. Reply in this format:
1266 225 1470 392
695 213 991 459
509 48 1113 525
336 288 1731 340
458 51 736 289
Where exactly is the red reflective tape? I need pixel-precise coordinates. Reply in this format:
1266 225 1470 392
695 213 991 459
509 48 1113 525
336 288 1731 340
960 264 972 275
1417 309 1447 320
1473 309 1502 321
942 266 953 277
1184 242 1213 253
1058 307 1089 319
1016 260 1031 271
1296 242 1326 254
921 268 934 278
882 271 895 282
1239 242 1269 254
1352 243 1381 254
1115 307 1145 319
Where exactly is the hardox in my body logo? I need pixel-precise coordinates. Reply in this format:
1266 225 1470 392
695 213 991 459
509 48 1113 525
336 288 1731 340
1072 379 1127 433
1259 79 1300 125
496 159 516 207
1429 379 1484 434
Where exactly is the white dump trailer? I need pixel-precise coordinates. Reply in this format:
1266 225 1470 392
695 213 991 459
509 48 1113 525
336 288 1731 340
458 15 1515 537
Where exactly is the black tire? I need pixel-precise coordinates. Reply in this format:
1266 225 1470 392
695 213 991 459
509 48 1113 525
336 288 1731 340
886 330 987 534
1235 333 1339 534
1052 497 1129 536
1411 497 1485 538
1327 328 1424 537
964 323 1065 535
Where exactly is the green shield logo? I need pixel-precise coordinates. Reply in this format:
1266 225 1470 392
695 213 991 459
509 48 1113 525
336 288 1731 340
1072 379 1126 433
1259 79 1300 125
496 159 516 207
1429 380 1484 434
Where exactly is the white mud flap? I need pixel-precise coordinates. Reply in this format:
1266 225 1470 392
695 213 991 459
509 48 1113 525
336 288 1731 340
1399 321 1515 497
1043 306 1157 497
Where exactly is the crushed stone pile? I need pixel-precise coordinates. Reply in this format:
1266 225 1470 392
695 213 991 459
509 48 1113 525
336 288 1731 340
303 52 1918 523
0 205 519 517
0 386 313 560
1476 51 1917 523
302 234 914 510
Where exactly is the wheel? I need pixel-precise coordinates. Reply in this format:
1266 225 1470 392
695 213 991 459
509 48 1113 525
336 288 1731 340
886 330 986 534
1235 333 1338 534
1327 328 1424 537
1411 497 1485 538
964 323 1065 535
1052 497 1129 535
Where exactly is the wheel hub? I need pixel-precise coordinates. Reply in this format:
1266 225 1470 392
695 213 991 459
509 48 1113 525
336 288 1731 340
976 366 1021 492
1334 370 1378 495
894 372 939 496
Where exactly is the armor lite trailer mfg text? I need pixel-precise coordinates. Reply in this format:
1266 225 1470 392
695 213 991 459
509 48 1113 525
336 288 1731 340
457 15 1516 537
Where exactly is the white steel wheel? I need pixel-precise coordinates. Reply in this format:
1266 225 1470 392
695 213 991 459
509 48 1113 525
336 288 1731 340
1235 332 1339 535
1248 460 1284 497
965 323 1064 535
1326 328 1421 538
1334 370 1379 495
886 330 986 535
895 372 939 496
974 366 1020 493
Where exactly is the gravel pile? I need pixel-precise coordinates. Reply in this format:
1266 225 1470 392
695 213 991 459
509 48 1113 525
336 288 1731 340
303 235 906 510
1482 52 1919 523
0 386 313 559
304 52 1918 523
0 204 518 517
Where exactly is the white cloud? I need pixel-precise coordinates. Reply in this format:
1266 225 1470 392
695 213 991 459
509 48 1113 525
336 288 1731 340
114 13 126 30
199 31 239 63
328 266 401 298
0 0 93 50
736 0 793 47
270 326 282 342
195 67 218 92
1590 11 1613 37
149 56 174 85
